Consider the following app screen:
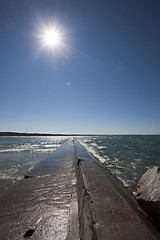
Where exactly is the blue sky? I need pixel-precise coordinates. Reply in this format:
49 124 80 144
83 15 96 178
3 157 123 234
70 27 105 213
0 0 160 134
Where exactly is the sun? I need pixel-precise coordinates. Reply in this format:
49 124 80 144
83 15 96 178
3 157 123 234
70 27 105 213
37 22 64 52
43 27 62 49
36 19 69 58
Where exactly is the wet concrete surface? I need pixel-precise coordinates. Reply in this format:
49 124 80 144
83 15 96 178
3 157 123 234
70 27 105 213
0 139 79 240
0 139 160 239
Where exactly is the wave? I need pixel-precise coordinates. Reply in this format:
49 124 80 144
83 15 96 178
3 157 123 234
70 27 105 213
78 140 107 164
78 139 131 190
0 143 60 153
97 145 106 150
0 148 57 153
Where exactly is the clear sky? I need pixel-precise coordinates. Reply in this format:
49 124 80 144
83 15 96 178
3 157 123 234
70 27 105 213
0 0 160 134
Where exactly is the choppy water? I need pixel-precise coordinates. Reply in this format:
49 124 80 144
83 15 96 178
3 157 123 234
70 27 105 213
78 135 160 191
0 135 160 192
0 136 68 179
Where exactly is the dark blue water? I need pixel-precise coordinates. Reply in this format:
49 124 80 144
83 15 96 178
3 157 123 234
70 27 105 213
78 135 160 191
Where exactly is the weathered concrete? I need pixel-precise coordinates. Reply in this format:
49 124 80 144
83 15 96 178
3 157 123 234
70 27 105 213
0 139 160 240
75 140 160 240
0 139 79 240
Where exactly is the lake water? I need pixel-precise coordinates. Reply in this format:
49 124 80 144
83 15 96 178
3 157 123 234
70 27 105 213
0 136 68 179
0 135 160 192
78 135 160 192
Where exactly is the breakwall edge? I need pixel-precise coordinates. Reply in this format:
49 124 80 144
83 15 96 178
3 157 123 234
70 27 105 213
74 139 160 240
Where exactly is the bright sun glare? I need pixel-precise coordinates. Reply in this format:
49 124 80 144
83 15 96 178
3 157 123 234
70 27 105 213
43 27 62 48
36 20 68 58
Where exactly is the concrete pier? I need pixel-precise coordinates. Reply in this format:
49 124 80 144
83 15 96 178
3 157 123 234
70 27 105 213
0 139 159 239
0 139 79 240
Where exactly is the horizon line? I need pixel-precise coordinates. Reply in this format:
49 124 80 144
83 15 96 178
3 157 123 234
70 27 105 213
0 131 160 136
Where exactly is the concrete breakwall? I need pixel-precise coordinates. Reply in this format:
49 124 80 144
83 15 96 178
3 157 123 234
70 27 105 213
0 139 160 239
74 140 160 240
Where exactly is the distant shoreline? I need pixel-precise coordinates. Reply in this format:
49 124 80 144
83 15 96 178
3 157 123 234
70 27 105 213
0 132 159 137
0 132 81 137
0 132 104 137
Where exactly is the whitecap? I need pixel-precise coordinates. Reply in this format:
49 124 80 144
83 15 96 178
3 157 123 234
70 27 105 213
97 146 106 150
78 140 107 164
